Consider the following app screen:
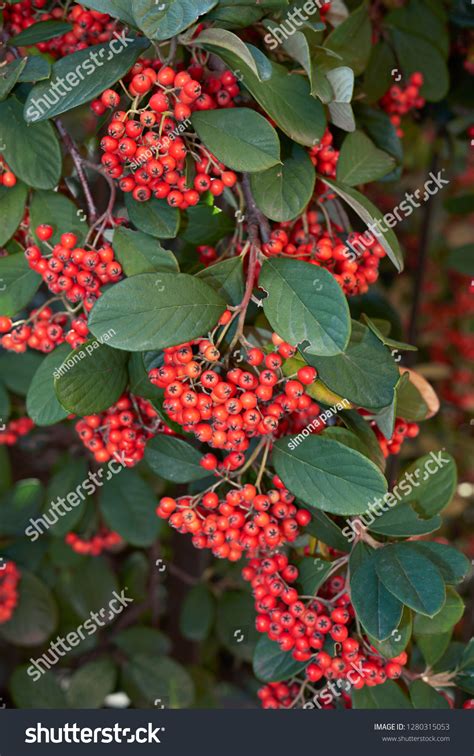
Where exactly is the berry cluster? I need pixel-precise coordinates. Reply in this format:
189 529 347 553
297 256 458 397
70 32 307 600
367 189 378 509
0 417 34 445
65 529 122 556
157 482 311 562
309 128 340 178
95 61 239 205
0 307 88 354
0 561 21 624
0 156 16 188
26 226 122 310
380 72 425 137
75 393 172 465
372 417 419 457
4 2 116 58
263 217 386 296
244 558 407 707
149 330 319 471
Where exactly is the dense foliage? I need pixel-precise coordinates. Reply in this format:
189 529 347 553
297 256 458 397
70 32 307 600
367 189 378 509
0 0 473 711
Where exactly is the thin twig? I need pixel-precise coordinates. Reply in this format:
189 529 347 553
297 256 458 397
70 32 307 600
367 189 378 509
55 118 98 224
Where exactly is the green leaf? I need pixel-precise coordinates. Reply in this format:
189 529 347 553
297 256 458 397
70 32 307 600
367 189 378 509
194 28 272 80
413 587 464 635
179 584 215 641
192 108 280 173
18 57 52 83
260 258 351 356
388 28 449 102
0 59 27 100
0 351 43 396
30 190 88 247
0 479 43 537
145 436 209 483
181 203 234 245
67 659 117 709
368 607 412 658
352 679 413 709
354 105 403 179
368 502 441 538
273 434 387 516
113 627 171 657
361 314 416 352
416 631 452 667
350 550 403 640
125 194 180 239
0 252 41 317
80 0 137 25
122 654 195 707
340 409 386 473
250 141 315 222
55 340 128 414
66 558 119 619
26 343 71 426
200 45 326 146
322 426 373 461
113 227 179 277
44 457 89 537
385 0 449 57
100 468 161 547
306 321 399 410
253 635 306 683
0 97 61 188
409 542 470 585
337 130 395 185
132 0 218 40
88 272 226 352
196 257 244 305
325 1 372 75
0 181 28 245
305 511 350 553
216 591 259 661
396 452 457 518
322 177 404 271
297 557 332 596
24 37 150 122
395 373 430 422
0 571 58 646
9 20 73 46
10 665 67 708
409 680 450 709
363 41 397 102
446 244 474 275
375 543 445 617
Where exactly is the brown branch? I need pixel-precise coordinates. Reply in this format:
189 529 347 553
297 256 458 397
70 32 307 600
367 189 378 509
55 119 98 224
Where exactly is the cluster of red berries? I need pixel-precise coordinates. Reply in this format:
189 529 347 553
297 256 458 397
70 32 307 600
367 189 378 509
372 417 420 457
157 480 311 562
95 61 239 205
149 329 319 471
197 245 219 267
65 529 122 556
0 417 34 445
0 561 21 624
244 558 407 707
0 157 16 188
25 226 122 310
257 681 303 709
75 393 172 465
4 2 116 58
380 72 425 137
309 128 340 178
263 217 386 296
0 307 88 354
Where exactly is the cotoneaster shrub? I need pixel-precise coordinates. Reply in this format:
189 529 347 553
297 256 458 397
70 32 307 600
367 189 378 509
0 0 473 711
